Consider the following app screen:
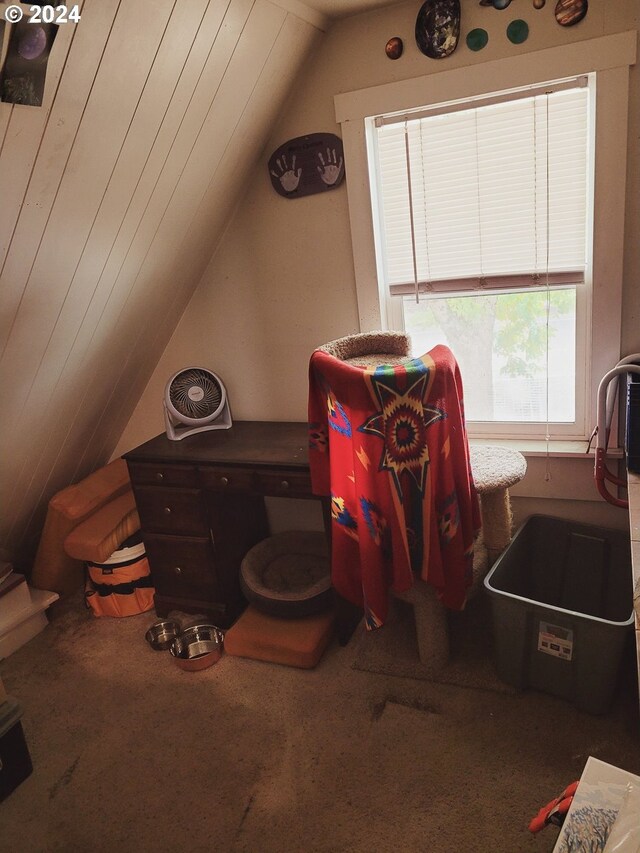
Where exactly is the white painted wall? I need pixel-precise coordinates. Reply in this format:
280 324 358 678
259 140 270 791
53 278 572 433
0 0 322 568
116 0 639 531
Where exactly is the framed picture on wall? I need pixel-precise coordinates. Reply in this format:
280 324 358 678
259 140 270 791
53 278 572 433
0 19 58 106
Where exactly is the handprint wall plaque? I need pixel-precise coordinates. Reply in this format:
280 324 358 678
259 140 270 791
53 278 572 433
268 133 345 199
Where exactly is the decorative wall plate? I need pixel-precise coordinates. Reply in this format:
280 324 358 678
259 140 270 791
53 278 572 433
506 19 529 44
268 133 344 199
555 0 588 26
466 27 488 51
385 36 404 59
415 0 461 59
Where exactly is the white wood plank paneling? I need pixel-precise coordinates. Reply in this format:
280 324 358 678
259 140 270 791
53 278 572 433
2 0 214 537
1 0 176 418
2 0 252 542
0 6 82 273
0 0 120 346
1 0 179 544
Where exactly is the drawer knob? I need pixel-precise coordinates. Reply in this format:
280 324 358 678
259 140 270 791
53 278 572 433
156 472 164 482
164 506 172 515
174 566 182 575
220 476 229 486
280 480 290 490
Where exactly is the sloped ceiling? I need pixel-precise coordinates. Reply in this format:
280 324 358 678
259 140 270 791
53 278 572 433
0 0 322 570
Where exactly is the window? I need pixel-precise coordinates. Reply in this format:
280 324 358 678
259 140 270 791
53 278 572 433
367 80 591 438
335 32 634 445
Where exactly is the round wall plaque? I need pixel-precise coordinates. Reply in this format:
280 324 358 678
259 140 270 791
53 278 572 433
415 0 461 59
555 0 588 26
506 18 529 44
385 37 404 59
466 28 489 51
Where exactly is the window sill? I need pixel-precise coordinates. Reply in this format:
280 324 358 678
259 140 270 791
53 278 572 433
468 437 624 459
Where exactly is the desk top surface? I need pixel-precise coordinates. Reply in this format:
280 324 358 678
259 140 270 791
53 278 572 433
123 421 310 470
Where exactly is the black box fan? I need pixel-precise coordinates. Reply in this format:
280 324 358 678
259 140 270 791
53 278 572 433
163 367 232 441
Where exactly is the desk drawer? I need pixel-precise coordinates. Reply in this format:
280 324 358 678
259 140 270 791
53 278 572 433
127 461 198 488
255 468 312 498
197 466 256 493
144 534 218 600
134 487 208 535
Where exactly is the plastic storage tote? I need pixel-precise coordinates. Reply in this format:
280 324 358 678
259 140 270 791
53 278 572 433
484 515 634 715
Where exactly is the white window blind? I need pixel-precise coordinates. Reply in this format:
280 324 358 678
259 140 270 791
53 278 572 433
372 83 589 295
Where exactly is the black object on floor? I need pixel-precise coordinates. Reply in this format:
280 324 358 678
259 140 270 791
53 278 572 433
0 698 33 802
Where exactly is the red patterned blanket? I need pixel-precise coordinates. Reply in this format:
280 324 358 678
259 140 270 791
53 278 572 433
308 344 480 628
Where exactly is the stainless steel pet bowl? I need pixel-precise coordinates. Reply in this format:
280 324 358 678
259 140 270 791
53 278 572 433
170 624 224 671
145 620 181 651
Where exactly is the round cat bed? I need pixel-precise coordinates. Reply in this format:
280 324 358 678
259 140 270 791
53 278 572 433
240 531 332 618
318 330 411 364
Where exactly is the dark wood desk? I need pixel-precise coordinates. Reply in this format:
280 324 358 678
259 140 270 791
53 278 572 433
124 421 329 627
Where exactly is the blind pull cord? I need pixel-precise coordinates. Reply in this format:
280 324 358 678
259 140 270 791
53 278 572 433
419 119 432 297
544 94 552 482
404 122 420 304
474 110 485 287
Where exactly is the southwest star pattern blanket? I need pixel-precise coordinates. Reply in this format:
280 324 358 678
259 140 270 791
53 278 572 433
308 344 481 629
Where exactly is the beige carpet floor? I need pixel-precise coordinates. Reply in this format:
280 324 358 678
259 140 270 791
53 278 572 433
1 590 638 853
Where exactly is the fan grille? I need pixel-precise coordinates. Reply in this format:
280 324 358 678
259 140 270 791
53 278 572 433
168 369 223 419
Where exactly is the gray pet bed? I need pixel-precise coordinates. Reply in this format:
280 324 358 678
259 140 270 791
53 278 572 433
240 531 332 618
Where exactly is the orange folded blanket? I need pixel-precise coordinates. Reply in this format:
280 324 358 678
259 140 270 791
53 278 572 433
31 459 131 596
64 490 140 564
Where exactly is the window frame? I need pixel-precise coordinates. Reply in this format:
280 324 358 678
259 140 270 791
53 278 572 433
334 31 635 443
